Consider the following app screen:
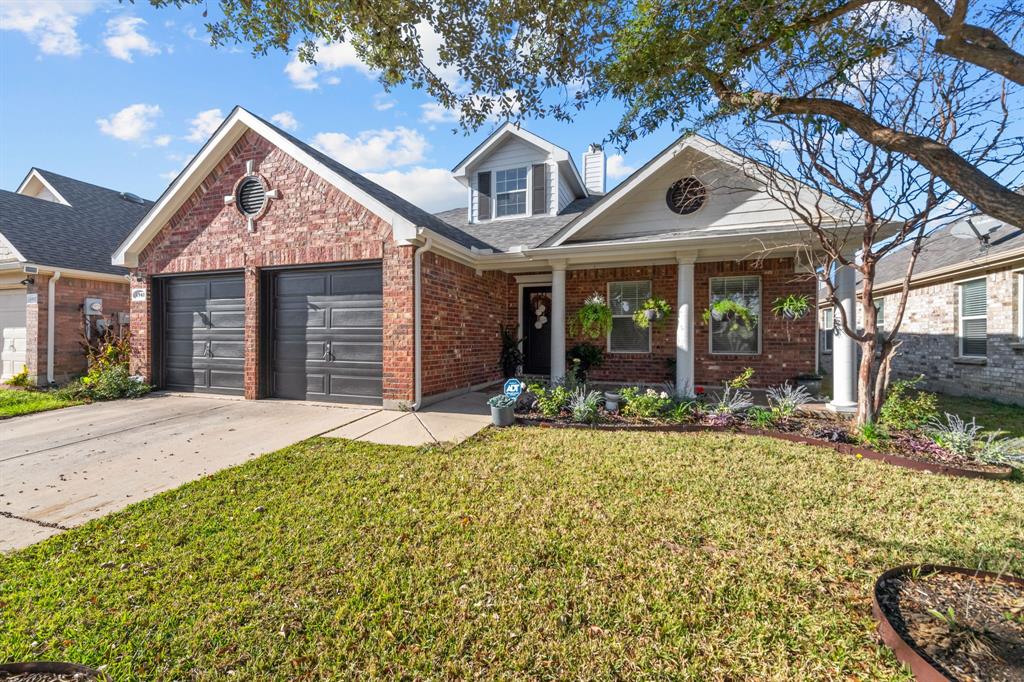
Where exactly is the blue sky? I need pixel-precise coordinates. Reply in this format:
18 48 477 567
0 1 679 212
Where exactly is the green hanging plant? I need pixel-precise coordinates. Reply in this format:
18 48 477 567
701 299 755 331
632 297 673 329
771 294 811 320
571 293 613 339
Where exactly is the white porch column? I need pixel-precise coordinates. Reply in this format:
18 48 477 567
829 264 858 412
675 256 695 396
550 262 567 384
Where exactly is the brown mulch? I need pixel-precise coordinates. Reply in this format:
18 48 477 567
876 569 1024 682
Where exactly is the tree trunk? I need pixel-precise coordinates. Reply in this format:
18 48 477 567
855 337 878 425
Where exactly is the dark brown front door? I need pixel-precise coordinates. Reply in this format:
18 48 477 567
522 286 552 376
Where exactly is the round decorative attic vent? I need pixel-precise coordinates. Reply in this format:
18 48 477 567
666 177 707 215
236 176 267 216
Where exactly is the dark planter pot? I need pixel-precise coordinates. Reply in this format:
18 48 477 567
490 405 515 427
0 661 104 679
794 375 823 395
871 564 1024 682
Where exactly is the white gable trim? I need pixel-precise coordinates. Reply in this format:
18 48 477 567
112 107 422 268
16 169 71 206
0 231 27 262
451 122 587 196
541 134 855 247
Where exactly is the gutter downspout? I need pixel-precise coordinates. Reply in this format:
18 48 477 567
47 271 61 385
411 235 433 411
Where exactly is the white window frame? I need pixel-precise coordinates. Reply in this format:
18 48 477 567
489 165 530 220
708 275 762 356
874 297 885 332
957 276 987 358
1017 270 1024 342
821 307 834 353
606 280 652 354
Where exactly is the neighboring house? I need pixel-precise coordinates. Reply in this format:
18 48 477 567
818 216 1024 406
0 170 152 384
113 106 864 410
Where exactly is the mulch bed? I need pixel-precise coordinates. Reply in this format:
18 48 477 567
515 412 1014 480
0 663 101 681
873 566 1024 682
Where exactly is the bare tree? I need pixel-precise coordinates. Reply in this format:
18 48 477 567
724 31 1020 425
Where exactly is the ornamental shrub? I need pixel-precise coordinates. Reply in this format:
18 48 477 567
620 386 673 419
879 375 938 430
527 382 571 418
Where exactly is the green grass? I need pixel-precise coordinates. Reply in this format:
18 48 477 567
2 429 1022 680
935 394 1024 438
0 388 83 418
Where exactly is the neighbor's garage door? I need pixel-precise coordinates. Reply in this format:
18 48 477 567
271 264 383 405
161 274 245 395
0 290 27 381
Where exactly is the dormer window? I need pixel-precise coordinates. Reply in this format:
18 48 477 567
494 167 528 217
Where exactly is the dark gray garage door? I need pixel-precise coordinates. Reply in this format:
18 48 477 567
161 274 245 395
271 264 383 405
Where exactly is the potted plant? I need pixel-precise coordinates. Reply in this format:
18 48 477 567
604 389 622 412
487 394 517 426
498 324 524 378
571 293 613 339
632 297 673 329
771 294 811 320
567 342 604 384
701 299 755 331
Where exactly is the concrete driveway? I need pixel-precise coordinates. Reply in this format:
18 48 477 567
1 392 492 552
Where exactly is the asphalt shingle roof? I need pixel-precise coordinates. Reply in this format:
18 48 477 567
432 196 601 251
1 170 152 276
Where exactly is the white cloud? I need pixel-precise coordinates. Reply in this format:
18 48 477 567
103 15 160 62
365 167 466 213
767 139 793 153
373 93 396 111
153 134 172 147
284 39 375 90
606 154 636 180
270 111 299 131
0 0 97 57
96 103 161 142
312 127 428 172
420 102 458 123
185 108 225 142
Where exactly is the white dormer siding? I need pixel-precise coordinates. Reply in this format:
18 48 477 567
557 166 576 211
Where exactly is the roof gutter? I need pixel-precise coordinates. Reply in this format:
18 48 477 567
0 261 128 284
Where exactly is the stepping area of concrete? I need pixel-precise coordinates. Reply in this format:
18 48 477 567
1 391 492 551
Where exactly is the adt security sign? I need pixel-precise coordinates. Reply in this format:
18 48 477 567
503 378 524 400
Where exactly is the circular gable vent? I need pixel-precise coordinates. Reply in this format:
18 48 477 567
666 177 707 215
236 176 267 216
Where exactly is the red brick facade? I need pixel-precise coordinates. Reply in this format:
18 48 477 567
24 274 129 385
129 130 415 403
420 252 515 397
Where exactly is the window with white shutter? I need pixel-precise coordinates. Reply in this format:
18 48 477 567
959 278 987 357
709 276 761 355
608 281 651 353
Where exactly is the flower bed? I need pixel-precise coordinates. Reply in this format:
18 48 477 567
518 377 1021 479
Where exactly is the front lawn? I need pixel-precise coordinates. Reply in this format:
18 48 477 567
0 388 83 418
936 393 1024 438
2 429 1022 679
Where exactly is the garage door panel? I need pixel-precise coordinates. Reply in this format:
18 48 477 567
0 290 27 381
271 265 383 405
161 273 245 395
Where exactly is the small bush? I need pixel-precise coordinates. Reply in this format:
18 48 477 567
620 386 673 419
975 433 1024 468
766 383 812 417
880 375 938 430
58 331 151 402
568 387 603 424
709 386 753 416
527 382 571 418
746 406 777 429
857 421 889 448
6 365 31 387
667 399 698 423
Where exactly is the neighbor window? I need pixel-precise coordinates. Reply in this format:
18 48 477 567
821 307 834 353
959 278 987 357
608 280 651 353
494 167 528 217
874 298 885 332
709 276 761 355
1018 272 1024 342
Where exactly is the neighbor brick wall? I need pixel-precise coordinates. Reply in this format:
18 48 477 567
420 252 515 397
23 274 129 385
130 129 416 403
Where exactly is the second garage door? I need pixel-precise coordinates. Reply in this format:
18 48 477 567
271 264 383 405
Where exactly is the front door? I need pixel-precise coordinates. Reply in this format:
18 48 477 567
521 286 552 376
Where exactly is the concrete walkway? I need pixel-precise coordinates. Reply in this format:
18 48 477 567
1 391 491 551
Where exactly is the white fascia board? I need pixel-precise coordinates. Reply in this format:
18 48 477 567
0 231 27 262
16 262 128 283
113 107 421 268
15 169 71 206
543 134 855 247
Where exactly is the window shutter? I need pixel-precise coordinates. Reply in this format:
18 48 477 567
477 171 491 220
532 164 547 215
